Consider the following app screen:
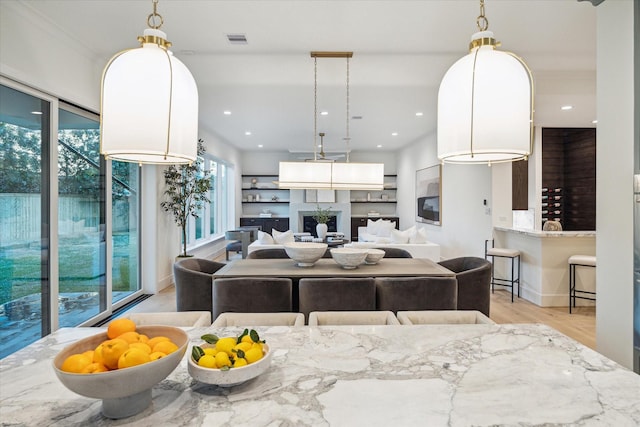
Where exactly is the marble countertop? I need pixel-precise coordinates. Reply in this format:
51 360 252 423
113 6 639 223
494 226 597 238
1 324 638 426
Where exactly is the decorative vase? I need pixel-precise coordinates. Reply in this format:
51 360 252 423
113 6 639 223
316 223 328 240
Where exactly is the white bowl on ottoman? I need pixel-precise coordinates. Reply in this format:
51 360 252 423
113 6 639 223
283 242 328 267
330 248 368 269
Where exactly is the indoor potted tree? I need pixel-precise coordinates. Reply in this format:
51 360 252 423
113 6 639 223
312 204 332 240
161 139 211 257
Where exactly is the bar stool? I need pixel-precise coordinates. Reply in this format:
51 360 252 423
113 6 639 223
568 255 596 313
484 239 521 302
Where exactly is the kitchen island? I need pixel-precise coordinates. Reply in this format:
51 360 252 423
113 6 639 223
1 323 638 426
493 226 596 307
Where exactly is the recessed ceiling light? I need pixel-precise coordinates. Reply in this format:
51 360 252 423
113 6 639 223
415 112 423 116
592 119 598 124
223 111 231 115
561 105 573 111
245 131 251 136
391 132 398 136
227 34 248 45
320 111 328 116
258 144 263 148
377 144 382 148
31 111 42 115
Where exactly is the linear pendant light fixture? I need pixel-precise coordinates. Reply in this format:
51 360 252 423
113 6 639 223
100 0 198 164
278 52 384 190
437 0 534 165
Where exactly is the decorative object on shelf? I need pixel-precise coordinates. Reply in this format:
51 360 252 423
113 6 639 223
255 194 260 202
160 140 211 257
437 0 533 165
278 52 384 190
416 165 441 226
247 194 253 202
100 0 198 165
250 177 257 188
381 194 389 201
271 195 279 201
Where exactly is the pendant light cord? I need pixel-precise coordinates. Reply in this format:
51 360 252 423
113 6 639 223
477 0 488 31
147 0 164 29
313 56 318 161
345 56 351 162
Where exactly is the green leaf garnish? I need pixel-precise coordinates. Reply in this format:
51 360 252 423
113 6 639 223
191 345 205 362
201 334 219 344
220 365 231 371
249 329 260 343
237 328 249 344
234 349 245 359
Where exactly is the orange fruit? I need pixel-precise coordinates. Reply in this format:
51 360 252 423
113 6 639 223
147 336 170 349
93 343 105 365
149 352 167 361
130 342 152 354
61 353 93 373
107 318 136 340
82 350 95 362
138 334 149 344
81 362 109 374
116 331 143 344
117 348 151 369
152 340 178 355
101 338 130 370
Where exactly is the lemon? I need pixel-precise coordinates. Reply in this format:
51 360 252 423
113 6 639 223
203 347 218 356
215 351 232 369
215 337 236 355
234 342 252 352
234 357 248 368
244 347 263 364
197 354 217 368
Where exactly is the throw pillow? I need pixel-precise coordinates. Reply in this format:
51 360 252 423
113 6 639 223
376 220 396 238
374 236 392 244
257 230 274 244
391 228 411 244
273 229 295 244
410 227 428 244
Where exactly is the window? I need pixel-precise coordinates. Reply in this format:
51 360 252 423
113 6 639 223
185 156 232 248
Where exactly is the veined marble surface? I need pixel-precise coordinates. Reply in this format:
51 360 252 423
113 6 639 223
495 226 596 238
1 324 638 426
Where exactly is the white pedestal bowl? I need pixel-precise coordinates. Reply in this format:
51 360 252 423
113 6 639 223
283 242 328 267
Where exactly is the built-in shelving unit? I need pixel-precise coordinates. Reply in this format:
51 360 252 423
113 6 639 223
241 175 290 222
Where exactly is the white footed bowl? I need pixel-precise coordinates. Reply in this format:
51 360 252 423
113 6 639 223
330 248 368 269
188 343 272 387
283 242 328 267
365 248 385 264
53 325 188 419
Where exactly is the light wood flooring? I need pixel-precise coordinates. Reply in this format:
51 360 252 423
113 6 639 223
130 284 596 350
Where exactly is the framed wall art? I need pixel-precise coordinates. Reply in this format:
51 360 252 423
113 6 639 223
416 165 442 225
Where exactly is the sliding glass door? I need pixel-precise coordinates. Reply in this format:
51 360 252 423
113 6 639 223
0 80 141 359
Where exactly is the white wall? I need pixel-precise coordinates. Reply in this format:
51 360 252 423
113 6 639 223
0 1 102 111
397 132 493 260
595 0 635 369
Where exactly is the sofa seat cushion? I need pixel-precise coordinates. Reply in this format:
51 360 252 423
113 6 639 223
345 241 440 261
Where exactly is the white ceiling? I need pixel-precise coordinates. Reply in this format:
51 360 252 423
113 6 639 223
20 0 597 154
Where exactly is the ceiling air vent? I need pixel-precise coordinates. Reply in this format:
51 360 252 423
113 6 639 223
227 34 248 45
351 116 363 120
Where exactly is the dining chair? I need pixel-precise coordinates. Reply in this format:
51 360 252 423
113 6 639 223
396 310 495 325
212 277 292 321
374 276 458 313
125 311 212 327
173 258 226 318
308 310 399 325
373 247 412 258
247 248 290 259
212 312 305 327
298 277 376 321
437 256 492 317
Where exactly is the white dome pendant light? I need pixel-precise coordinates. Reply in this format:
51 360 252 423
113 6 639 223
100 0 198 164
437 0 534 165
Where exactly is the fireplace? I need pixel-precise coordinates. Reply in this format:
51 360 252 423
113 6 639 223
303 215 337 237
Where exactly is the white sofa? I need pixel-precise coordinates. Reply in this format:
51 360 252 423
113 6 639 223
343 241 440 261
344 225 440 261
247 240 287 254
